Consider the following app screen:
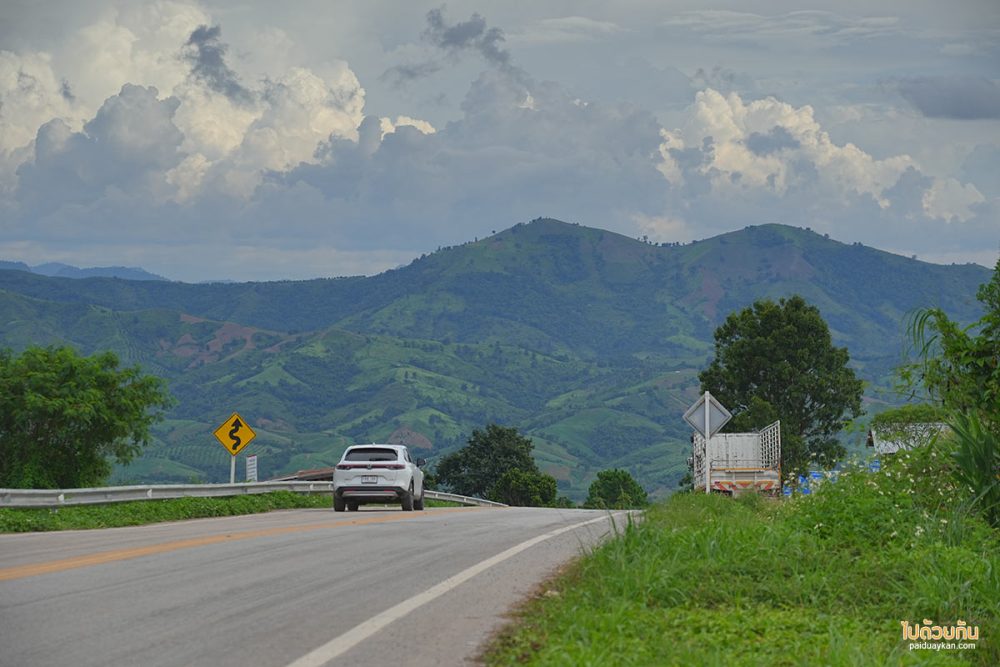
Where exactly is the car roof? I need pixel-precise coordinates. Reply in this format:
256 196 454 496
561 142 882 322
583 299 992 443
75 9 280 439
344 443 406 450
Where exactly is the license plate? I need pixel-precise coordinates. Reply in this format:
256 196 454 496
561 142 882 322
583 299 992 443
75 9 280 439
361 475 378 484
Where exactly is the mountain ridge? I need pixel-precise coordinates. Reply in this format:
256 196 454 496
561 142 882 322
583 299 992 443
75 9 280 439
0 220 991 498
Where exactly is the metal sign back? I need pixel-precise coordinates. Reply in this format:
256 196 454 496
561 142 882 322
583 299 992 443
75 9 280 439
683 391 732 438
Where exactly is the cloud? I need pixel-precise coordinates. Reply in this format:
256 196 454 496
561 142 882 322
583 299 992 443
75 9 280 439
511 17 627 44
745 126 800 156
184 24 253 104
652 89 992 254
380 61 443 87
381 7 519 86
15 84 184 219
895 76 1000 120
278 69 666 250
661 10 901 46
1 2 996 280
424 7 511 69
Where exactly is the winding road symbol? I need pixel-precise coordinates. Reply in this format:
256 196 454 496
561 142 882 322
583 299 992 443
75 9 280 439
228 419 242 451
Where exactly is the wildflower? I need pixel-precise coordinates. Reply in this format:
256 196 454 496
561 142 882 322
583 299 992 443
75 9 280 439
890 530 898 538
940 518 948 524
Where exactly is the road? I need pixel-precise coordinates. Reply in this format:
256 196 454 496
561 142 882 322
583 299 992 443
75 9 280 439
0 505 629 667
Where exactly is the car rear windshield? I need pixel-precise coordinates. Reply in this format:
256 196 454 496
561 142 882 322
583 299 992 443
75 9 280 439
344 448 399 462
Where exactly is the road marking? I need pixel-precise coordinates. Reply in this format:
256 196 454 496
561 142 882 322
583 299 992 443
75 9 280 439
0 508 479 582
285 512 627 667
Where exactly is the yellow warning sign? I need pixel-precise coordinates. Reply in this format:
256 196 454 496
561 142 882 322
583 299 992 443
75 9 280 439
213 413 256 456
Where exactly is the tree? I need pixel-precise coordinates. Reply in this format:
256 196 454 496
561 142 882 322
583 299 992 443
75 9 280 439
584 469 648 509
904 258 1000 429
0 346 173 489
435 423 538 498
903 260 1000 526
490 468 557 506
699 296 864 474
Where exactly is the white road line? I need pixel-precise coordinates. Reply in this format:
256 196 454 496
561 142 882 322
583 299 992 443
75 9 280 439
285 512 626 667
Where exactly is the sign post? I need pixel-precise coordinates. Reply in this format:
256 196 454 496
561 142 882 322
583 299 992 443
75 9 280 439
213 413 257 484
683 391 733 494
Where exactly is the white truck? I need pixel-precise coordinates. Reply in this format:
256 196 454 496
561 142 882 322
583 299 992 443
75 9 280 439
689 421 781 495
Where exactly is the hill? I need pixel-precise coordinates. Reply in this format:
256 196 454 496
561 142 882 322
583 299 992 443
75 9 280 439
0 261 167 281
0 221 990 498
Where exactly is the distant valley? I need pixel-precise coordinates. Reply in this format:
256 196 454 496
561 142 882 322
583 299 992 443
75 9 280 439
0 220 989 499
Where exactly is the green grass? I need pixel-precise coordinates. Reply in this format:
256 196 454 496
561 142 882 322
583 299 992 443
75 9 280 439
0 492 336 532
0 492 465 532
486 439 999 666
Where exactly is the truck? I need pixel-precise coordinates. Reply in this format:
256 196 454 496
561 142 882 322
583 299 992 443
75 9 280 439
689 421 781 495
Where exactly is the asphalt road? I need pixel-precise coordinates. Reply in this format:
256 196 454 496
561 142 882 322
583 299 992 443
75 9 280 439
0 505 629 667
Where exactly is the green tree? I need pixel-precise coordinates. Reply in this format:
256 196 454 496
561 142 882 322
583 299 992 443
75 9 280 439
904 258 1000 427
699 296 864 474
490 468 557 506
904 260 1000 526
0 346 173 489
584 468 648 509
435 423 538 498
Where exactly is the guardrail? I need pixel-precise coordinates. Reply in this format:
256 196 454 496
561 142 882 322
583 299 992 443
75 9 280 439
0 483 506 509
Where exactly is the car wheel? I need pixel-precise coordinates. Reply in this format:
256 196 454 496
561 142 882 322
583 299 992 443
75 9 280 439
347 500 359 512
414 489 425 511
334 495 346 512
401 483 414 511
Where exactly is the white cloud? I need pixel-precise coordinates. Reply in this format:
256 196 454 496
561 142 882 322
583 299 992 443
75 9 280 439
921 178 986 222
656 89 985 226
379 115 436 139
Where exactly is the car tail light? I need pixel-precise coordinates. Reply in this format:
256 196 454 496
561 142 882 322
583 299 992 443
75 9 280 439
336 464 353 470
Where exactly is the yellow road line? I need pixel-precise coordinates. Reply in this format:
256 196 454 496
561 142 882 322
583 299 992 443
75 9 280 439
0 507 479 582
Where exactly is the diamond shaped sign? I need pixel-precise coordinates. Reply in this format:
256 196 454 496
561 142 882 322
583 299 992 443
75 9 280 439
683 391 732 438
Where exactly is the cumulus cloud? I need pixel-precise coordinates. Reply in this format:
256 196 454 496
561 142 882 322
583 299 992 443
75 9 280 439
895 76 1000 120
651 89 992 252
277 69 666 249
16 84 184 220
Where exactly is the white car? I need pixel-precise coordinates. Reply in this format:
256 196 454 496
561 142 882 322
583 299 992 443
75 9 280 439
333 444 426 512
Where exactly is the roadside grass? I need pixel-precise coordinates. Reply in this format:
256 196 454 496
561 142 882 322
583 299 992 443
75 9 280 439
0 493 462 532
486 439 999 666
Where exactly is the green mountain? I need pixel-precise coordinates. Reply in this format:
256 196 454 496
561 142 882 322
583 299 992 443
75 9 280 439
0 220 990 499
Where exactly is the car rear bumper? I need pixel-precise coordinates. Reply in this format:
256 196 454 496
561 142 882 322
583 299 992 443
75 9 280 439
335 486 407 502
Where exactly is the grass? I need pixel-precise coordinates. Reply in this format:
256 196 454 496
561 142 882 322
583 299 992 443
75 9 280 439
486 438 999 666
0 493 462 532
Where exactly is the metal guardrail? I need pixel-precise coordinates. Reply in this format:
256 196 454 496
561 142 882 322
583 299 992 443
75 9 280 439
424 490 507 508
0 483 506 509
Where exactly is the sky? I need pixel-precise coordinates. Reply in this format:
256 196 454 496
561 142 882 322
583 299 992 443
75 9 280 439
0 1 998 282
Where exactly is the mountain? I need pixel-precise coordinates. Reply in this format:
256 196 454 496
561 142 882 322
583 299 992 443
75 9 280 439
0 261 168 281
0 220 990 498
